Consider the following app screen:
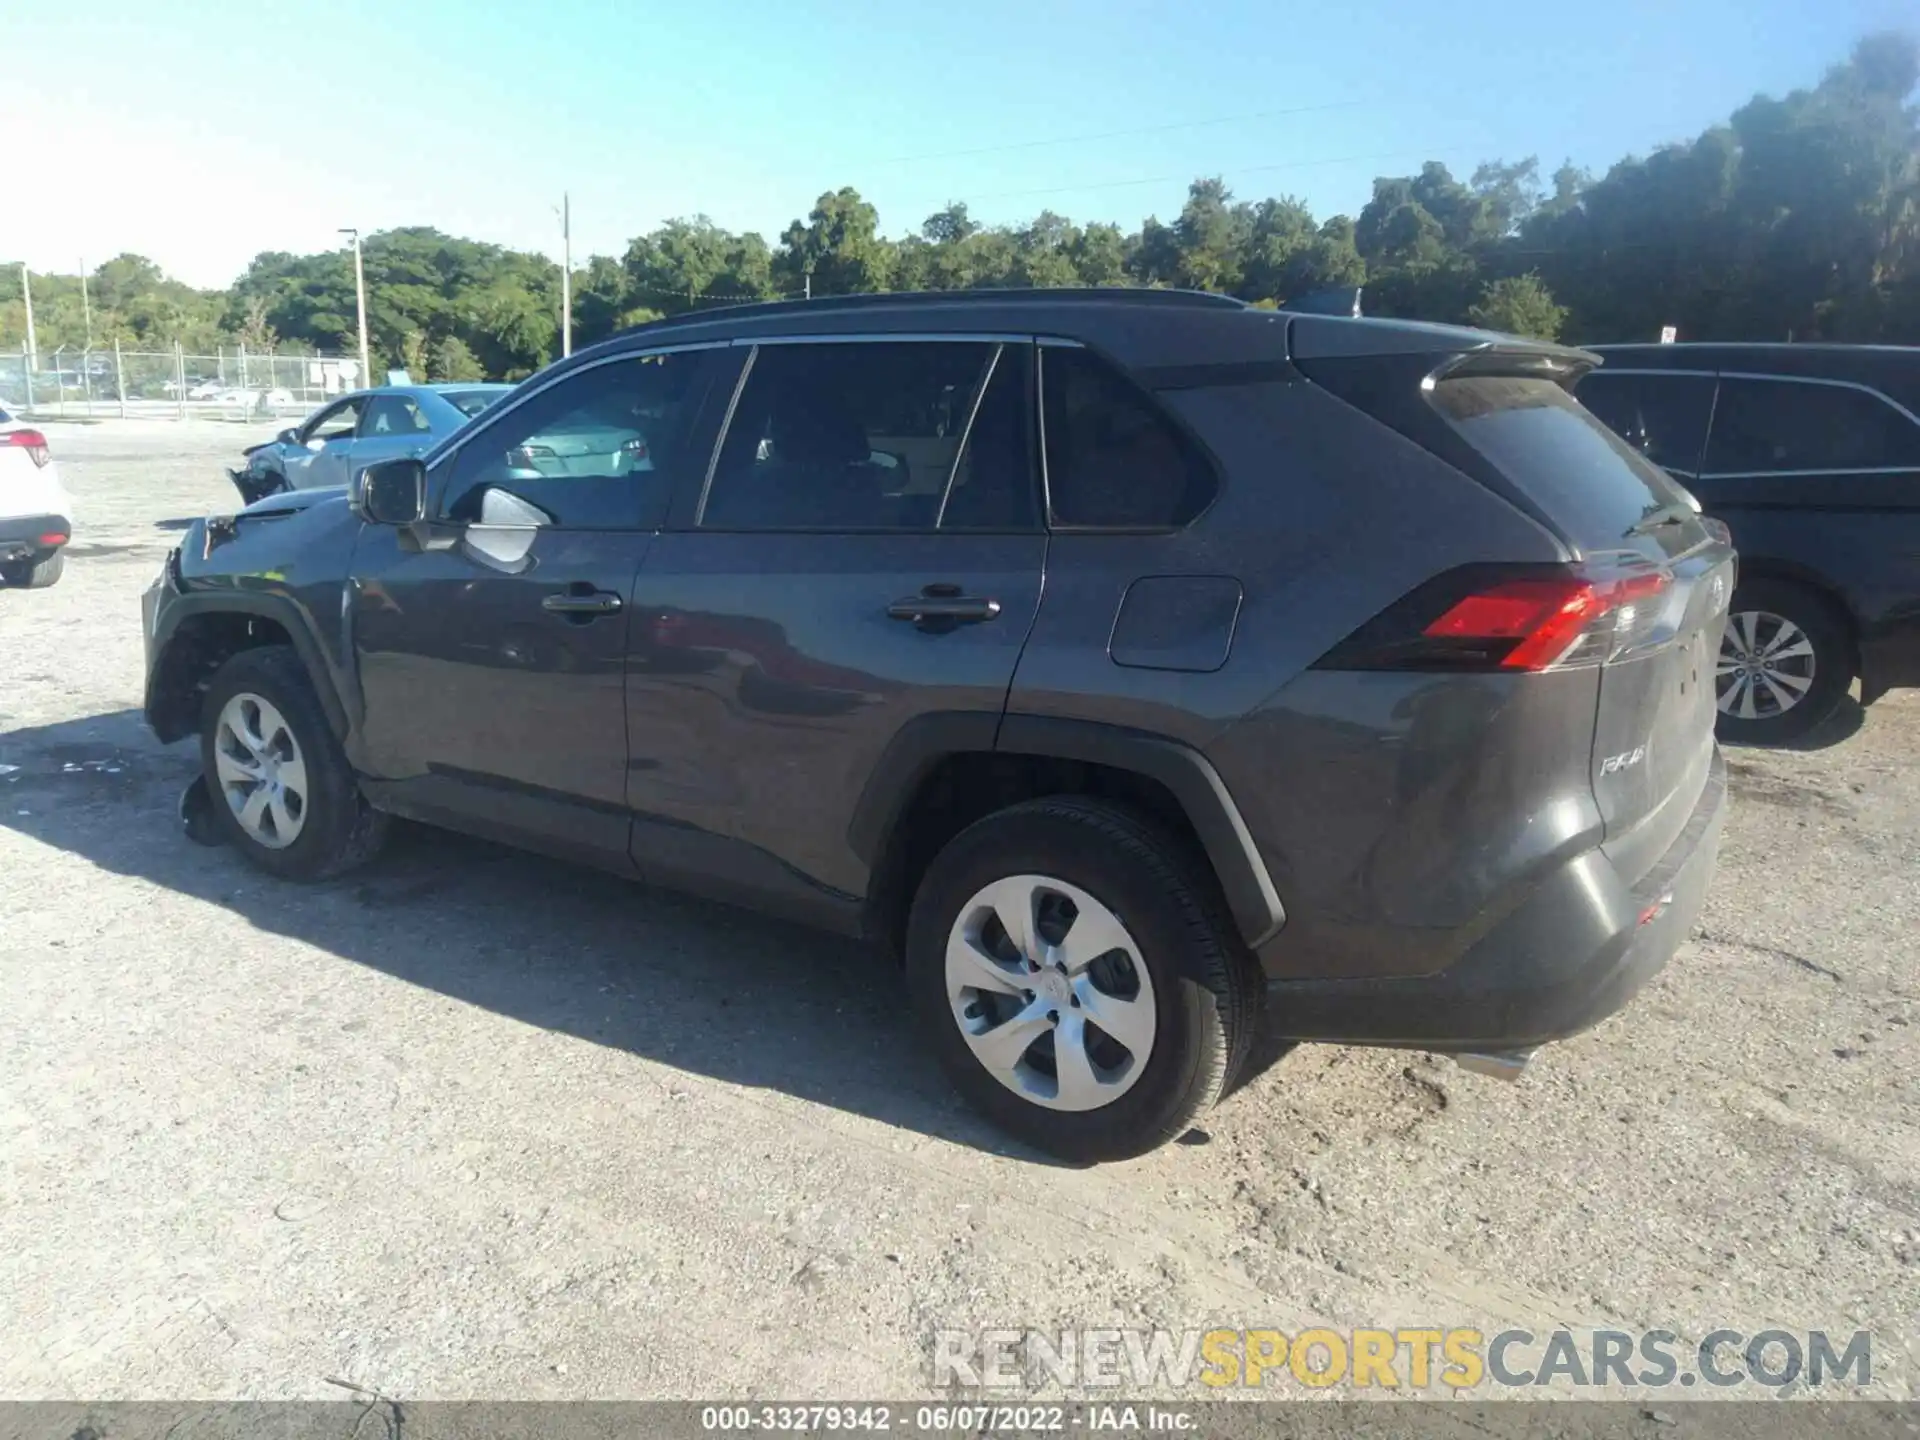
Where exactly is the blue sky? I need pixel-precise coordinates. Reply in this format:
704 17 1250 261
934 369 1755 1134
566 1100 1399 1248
3 0 1909 288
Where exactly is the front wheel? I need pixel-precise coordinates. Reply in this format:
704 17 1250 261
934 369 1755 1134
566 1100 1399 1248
906 797 1258 1162
198 646 387 880
1715 578 1854 745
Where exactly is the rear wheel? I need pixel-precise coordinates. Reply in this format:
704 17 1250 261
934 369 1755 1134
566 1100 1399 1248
1715 578 1853 745
1 549 65 589
906 797 1258 1163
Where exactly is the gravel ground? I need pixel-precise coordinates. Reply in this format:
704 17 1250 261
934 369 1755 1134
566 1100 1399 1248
2 422 1916 1403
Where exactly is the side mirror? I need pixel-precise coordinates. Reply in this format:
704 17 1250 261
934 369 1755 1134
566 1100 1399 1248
354 458 427 525
277 427 300 446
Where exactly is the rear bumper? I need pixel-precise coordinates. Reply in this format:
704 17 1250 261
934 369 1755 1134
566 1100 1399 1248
1268 745 1727 1052
0 513 70 563
1860 617 1920 706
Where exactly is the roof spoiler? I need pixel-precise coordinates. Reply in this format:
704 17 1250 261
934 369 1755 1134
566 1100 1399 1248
1279 286 1364 318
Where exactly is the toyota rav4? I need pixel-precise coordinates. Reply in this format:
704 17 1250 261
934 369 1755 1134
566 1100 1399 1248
142 290 1732 1161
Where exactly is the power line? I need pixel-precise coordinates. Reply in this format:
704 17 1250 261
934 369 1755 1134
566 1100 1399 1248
958 143 1487 204
872 99 1367 167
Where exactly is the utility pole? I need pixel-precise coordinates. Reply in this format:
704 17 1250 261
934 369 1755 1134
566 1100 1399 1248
557 193 572 357
339 227 370 382
79 259 92 350
19 264 37 372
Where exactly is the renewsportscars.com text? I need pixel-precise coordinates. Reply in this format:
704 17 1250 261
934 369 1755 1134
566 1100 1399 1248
932 1326 1873 1393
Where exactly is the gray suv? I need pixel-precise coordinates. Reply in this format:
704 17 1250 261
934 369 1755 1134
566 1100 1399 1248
141 290 1733 1161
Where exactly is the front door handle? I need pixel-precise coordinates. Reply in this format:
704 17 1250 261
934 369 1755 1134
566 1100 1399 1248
887 589 1002 625
543 585 623 618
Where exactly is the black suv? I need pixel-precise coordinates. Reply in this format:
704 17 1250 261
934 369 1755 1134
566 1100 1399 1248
1577 343 1920 743
143 291 1732 1161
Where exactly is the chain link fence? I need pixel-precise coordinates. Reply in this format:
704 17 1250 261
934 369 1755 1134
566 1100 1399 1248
0 344 363 421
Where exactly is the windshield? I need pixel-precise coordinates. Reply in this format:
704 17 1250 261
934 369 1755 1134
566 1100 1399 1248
445 388 509 419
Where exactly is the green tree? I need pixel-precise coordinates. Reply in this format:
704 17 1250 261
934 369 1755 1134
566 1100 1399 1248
777 187 893 296
1468 273 1568 339
429 335 485 381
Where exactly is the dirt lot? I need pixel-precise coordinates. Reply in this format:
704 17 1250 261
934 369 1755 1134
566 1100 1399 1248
2 422 1916 1402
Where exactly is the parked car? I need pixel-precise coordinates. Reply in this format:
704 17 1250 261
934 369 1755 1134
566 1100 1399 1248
1577 343 1920 742
144 289 1732 1161
0 403 73 588
227 383 513 504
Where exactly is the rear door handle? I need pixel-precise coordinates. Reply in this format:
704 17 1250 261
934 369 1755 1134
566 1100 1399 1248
887 591 1002 625
543 587 623 618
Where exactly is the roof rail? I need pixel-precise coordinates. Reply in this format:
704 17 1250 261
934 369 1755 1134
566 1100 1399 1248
607 286 1246 343
1279 286 1364 318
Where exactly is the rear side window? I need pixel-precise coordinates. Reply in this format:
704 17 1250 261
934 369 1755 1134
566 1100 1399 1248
359 395 431 436
1704 376 1920 474
445 389 506 419
1041 347 1216 529
1431 375 1692 548
701 341 1033 532
1576 371 1715 478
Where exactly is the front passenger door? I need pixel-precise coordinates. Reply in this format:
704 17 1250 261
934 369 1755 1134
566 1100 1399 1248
349 348 726 862
289 395 367 490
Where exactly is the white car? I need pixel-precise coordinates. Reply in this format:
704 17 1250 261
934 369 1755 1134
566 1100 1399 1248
0 405 74 588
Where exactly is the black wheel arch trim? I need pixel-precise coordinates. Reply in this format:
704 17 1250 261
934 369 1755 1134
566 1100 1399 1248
848 710 1287 950
147 590 353 745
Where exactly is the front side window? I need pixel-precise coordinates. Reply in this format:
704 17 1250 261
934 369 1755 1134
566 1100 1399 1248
1704 377 1920 474
700 341 1032 532
304 397 364 443
439 352 706 530
1041 347 1216 529
1575 371 1715 478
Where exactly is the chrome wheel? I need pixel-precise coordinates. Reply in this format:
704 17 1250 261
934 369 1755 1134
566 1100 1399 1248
944 874 1156 1113
1717 609 1817 722
212 691 309 849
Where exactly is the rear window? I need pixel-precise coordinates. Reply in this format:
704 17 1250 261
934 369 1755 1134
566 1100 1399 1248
445 389 507 418
1430 375 1691 547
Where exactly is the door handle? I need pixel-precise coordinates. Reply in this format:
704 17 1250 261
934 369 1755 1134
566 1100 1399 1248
543 587 623 618
887 589 1002 625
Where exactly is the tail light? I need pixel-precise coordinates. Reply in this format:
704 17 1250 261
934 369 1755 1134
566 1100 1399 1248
5 429 50 467
505 442 556 469
1315 560 1675 674
622 436 648 460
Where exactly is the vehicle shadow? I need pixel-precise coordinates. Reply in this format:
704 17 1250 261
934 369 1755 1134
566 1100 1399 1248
1723 693 1868 753
2 708 1201 1164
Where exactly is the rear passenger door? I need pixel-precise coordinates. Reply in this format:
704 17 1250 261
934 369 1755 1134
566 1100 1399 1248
626 337 1045 924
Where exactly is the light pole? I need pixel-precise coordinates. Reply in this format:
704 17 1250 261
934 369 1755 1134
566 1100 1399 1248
19 264 37 372
339 227 370 381
79 259 92 350
556 193 572 357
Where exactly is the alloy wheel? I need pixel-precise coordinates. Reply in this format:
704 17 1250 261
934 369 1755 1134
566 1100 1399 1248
1716 609 1817 722
944 874 1157 1112
212 691 309 849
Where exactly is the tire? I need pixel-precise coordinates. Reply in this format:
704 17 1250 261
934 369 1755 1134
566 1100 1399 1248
1715 578 1854 745
198 645 386 880
1 549 65 589
905 797 1259 1163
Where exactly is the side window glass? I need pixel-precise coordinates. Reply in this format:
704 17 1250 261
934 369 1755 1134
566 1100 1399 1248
440 353 706 530
1705 377 1920 474
701 341 1018 532
307 399 362 443
358 395 425 437
1041 347 1216 528
939 346 1039 531
1576 372 1715 477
